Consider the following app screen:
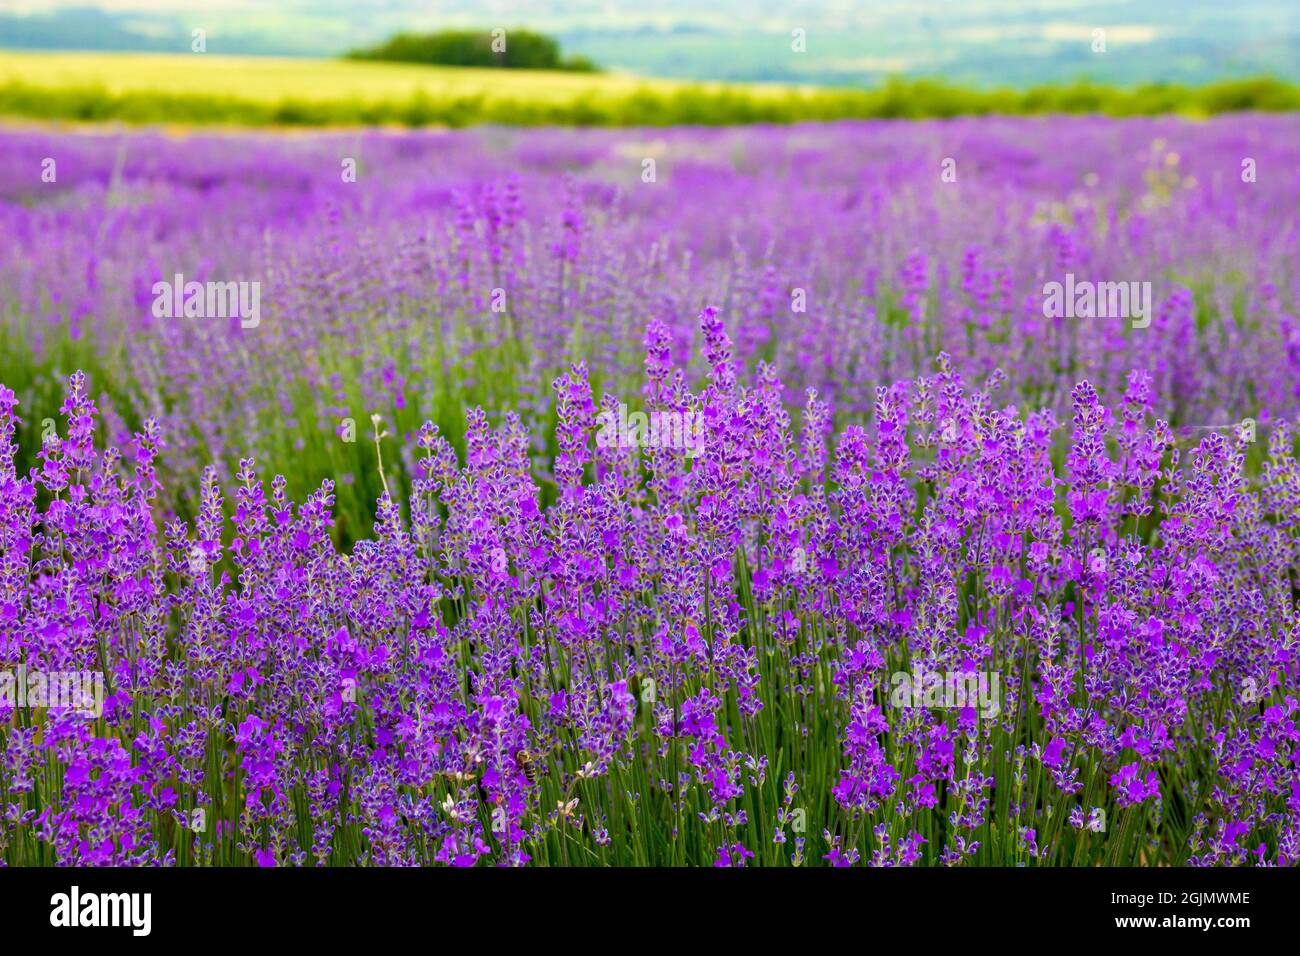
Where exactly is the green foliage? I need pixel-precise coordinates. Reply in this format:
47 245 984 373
1 74 1297 129
346 28 598 72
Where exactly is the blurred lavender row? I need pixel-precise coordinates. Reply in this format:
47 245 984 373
2 116 1296 516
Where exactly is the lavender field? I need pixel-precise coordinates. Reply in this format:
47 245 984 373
1 115 1298 867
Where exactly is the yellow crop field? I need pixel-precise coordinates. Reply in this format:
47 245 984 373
0 50 797 105
1 50 1293 128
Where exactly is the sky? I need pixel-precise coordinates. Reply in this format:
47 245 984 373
2 1 1297 86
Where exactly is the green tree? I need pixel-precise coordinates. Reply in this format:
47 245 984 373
347 28 599 72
